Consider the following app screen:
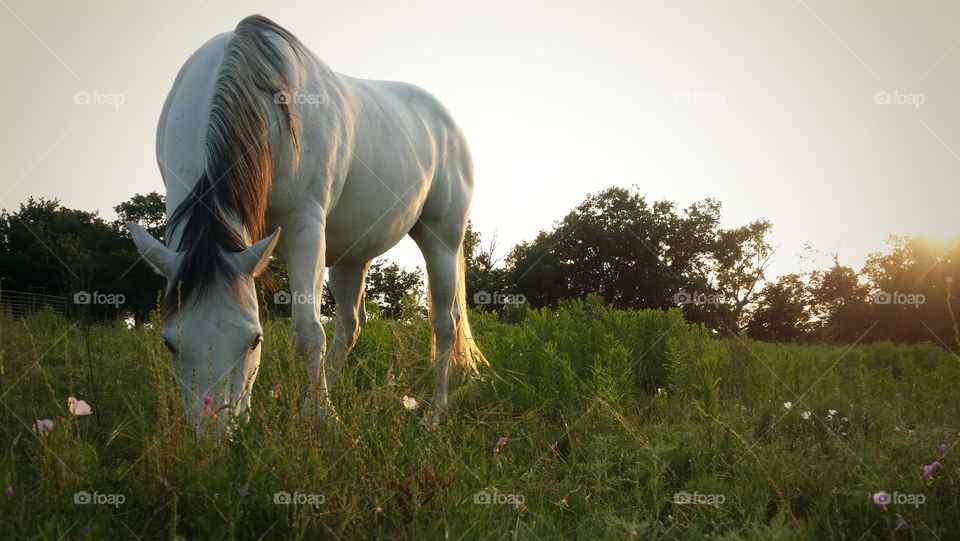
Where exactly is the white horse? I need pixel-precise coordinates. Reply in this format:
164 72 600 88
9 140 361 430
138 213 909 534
128 14 485 431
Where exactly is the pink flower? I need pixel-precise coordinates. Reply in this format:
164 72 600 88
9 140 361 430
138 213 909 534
33 419 54 434
202 395 214 417
272 384 282 400
236 485 250 497
937 443 948 456
67 396 92 416
922 461 943 480
493 436 508 453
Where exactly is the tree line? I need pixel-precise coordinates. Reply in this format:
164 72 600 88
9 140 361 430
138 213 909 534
1 188 956 349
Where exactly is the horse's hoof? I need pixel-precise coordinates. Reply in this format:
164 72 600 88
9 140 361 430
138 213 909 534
424 407 448 429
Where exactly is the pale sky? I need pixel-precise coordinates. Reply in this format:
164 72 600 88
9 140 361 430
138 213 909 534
1 0 958 279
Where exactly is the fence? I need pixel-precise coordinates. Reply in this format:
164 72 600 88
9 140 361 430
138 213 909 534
0 290 68 317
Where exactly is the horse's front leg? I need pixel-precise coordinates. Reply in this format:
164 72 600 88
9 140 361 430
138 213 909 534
277 205 331 417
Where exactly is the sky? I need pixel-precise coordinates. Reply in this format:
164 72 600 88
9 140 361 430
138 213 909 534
1 0 958 279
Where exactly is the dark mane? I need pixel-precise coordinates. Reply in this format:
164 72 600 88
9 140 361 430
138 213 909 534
163 15 305 314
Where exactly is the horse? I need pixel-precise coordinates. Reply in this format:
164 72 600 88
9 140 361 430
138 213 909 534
127 14 485 432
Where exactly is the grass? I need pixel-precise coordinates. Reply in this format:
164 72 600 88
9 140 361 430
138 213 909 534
1 297 959 539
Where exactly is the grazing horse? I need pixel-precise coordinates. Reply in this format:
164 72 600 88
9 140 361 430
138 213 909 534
128 14 485 431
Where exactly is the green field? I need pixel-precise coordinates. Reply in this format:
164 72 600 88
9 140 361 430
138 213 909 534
1 299 958 539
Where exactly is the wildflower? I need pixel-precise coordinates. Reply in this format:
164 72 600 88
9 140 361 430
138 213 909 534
894 515 910 532
783 402 793 409
387 371 396 385
922 461 943 480
841 417 848 423
937 443 948 456
34 419 54 434
828 409 838 416
202 395 213 417
236 485 250 497
67 396 92 416
655 387 666 397
401 395 419 411
272 384 282 400
825 415 833 421
801 411 811 420
4 486 12 498
493 436 508 453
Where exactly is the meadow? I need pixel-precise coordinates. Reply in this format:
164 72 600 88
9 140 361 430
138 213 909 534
1 298 958 539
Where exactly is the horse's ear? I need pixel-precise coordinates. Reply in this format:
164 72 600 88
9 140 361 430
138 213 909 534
236 228 281 277
127 221 177 278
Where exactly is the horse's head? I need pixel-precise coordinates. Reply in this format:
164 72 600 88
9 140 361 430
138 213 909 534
127 222 280 434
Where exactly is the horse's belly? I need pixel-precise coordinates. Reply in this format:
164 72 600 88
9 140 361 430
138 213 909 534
322 197 422 265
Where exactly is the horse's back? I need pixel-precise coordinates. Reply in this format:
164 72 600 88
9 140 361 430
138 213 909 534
318 76 472 262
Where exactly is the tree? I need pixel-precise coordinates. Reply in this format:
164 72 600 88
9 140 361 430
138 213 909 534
712 220 774 335
113 192 166 240
806 259 872 343
500 186 773 334
0 197 162 321
364 261 424 319
463 221 510 310
861 236 960 348
746 274 810 341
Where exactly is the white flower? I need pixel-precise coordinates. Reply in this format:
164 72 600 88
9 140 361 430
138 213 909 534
828 409 838 416
401 395 419 411
783 402 793 409
826 415 834 421
841 417 848 423
801 411 811 420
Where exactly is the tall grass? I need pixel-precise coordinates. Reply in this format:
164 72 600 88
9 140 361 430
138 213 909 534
1 298 958 539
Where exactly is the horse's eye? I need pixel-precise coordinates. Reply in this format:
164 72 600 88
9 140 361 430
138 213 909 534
163 338 176 354
250 334 263 351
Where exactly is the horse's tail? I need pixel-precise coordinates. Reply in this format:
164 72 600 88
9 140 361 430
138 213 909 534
164 15 305 312
450 245 488 374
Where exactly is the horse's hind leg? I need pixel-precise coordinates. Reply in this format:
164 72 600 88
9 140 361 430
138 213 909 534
324 262 371 388
409 223 465 422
